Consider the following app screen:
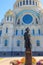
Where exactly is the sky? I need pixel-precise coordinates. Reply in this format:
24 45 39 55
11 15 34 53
0 0 43 22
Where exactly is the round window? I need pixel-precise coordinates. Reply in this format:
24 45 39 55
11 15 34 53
23 14 33 24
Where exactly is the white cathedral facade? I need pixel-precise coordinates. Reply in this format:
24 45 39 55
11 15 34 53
0 0 43 57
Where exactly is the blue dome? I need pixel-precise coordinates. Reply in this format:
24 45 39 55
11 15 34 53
23 14 33 24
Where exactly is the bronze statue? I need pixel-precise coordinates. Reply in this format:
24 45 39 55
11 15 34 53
24 27 31 49
24 27 32 65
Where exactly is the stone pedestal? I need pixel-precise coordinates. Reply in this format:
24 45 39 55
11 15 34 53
25 48 32 65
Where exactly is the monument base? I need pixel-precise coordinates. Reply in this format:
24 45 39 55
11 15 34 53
25 48 32 65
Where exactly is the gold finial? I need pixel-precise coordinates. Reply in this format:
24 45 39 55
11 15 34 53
5 9 13 16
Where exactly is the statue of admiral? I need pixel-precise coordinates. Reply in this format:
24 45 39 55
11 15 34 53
24 27 31 50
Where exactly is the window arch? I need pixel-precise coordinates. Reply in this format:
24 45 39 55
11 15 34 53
10 16 12 21
32 29 35 35
18 3 19 7
17 19 20 25
36 2 37 6
16 30 18 35
38 29 40 35
23 0 25 5
7 16 9 21
33 0 34 5
21 30 24 35
36 40 40 46
20 1 22 6
26 0 28 5
0 30 2 36
17 40 20 46
6 28 8 33
5 39 8 46
30 0 31 5
36 18 38 24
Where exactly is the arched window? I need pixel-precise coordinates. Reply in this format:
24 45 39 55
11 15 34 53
0 30 2 36
5 39 8 46
36 40 40 46
18 3 19 7
32 29 35 35
30 0 31 5
16 30 18 35
6 28 8 33
17 19 20 24
17 40 20 46
33 0 34 5
20 1 22 6
23 0 25 5
21 30 24 35
7 16 9 21
36 2 37 6
36 18 38 24
26 0 28 5
10 16 12 21
38 29 40 35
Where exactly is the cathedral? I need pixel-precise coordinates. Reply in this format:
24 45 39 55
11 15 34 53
0 0 43 57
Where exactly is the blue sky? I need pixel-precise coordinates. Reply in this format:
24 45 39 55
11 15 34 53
0 0 43 22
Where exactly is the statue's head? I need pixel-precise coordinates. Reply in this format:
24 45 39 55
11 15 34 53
25 27 30 33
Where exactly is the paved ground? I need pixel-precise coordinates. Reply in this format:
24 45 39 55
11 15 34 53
0 57 43 65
